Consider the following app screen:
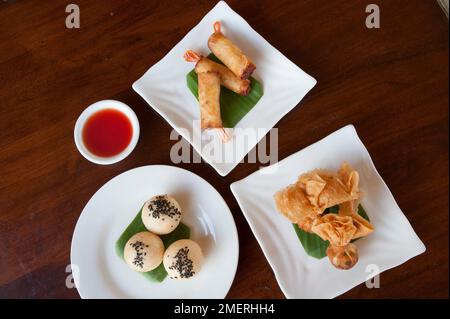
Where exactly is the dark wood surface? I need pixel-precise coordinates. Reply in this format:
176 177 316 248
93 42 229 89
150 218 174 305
0 0 448 299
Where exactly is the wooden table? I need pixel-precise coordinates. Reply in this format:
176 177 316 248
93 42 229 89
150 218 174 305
0 0 448 299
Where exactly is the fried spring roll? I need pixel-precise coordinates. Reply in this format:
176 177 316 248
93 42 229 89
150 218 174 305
184 50 250 95
196 58 251 95
208 22 256 79
198 71 222 129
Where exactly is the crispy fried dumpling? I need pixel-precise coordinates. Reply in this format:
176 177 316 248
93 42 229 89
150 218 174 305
274 165 362 233
311 214 356 246
337 162 361 197
297 169 360 210
274 183 321 232
273 162 374 270
300 173 327 207
339 201 374 239
327 243 359 270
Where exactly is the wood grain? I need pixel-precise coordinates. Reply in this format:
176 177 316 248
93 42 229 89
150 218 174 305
0 0 448 298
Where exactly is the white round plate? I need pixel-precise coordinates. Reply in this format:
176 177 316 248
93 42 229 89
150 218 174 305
71 165 239 299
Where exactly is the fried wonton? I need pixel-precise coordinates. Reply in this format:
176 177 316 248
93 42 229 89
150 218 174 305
274 164 363 233
274 183 321 232
339 201 374 239
301 173 327 207
311 214 356 247
297 168 360 210
337 162 361 197
327 243 359 270
273 162 375 270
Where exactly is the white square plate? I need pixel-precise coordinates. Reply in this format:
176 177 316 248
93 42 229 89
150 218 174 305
133 1 316 176
230 125 426 298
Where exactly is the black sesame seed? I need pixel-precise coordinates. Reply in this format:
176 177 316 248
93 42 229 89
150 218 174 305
168 247 195 278
148 196 181 220
130 241 147 268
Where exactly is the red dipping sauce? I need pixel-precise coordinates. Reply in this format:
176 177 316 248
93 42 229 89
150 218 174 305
82 109 133 157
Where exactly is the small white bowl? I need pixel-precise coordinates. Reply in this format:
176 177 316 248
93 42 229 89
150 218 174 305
74 100 140 165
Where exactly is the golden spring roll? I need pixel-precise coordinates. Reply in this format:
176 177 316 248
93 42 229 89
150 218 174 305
184 50 250 95
196 58 250 95
208 22 256 79
198 71 222 129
